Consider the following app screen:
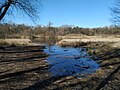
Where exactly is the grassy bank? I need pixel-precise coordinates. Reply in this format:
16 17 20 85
57 35 120 47
0 39 31 45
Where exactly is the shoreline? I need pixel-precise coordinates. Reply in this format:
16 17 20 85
0 38 120 90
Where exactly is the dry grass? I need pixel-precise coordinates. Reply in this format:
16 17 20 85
64 34 88 39
0 39 31 45
57 35 120 48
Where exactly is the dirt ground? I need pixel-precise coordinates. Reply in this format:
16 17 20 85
0 43 120 90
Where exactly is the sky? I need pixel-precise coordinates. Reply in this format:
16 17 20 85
5 0 115 28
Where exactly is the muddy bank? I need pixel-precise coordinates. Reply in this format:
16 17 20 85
0 44 120 90
0 45 50 89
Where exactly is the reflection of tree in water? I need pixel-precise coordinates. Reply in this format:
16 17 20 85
47 21 57 51
32 21 58 49
47 34 57 52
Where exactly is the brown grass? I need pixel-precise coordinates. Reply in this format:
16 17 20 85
0 39 31 45
57 35 120 48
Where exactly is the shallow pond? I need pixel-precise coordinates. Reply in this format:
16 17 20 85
44 45 99 77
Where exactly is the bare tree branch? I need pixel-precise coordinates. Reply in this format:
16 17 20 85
111 0 120 26
0 0 42 22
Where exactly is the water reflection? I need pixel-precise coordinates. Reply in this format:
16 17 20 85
44 45 99 77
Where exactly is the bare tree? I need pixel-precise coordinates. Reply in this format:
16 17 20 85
0 0 42 21
111 0 120 26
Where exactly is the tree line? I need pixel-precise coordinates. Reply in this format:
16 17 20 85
0 23 120 39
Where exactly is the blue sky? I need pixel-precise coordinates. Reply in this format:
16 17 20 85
6 0 115 28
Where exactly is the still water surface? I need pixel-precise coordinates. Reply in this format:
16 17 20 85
44 45 99 77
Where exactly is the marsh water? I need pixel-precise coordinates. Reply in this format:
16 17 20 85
44 45 99 77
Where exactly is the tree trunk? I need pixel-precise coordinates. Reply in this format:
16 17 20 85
0 0 12 21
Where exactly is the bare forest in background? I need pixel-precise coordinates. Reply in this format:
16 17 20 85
0 23 120 39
